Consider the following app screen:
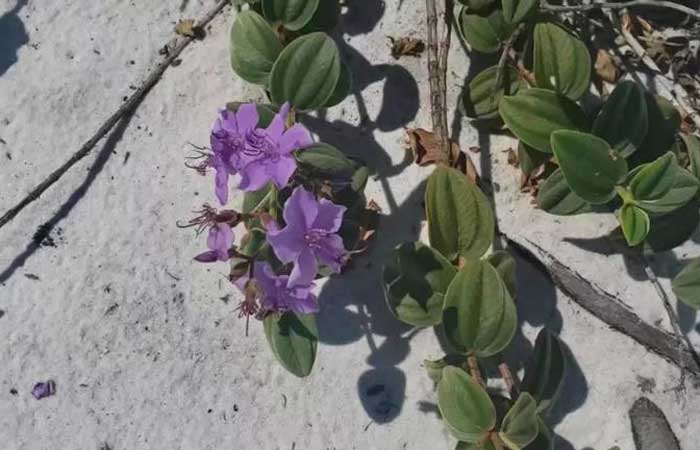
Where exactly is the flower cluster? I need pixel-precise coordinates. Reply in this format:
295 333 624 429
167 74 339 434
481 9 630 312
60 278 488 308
188 103 349 317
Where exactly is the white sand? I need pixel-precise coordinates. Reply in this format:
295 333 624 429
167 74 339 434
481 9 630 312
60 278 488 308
0 1 698 449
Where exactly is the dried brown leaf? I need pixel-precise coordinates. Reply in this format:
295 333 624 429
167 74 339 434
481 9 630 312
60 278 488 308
595 49 619 83
406 128 479 183
175 19 204 39
388 36 425 60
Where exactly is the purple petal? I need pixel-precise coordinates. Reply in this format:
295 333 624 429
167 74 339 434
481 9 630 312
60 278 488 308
266 102 290 141
235 104 259 133
290 289 318 314
194 250 219 263
315 233 347 273
289 248 317 287
283 186 318 230
267 224 306 263
279 123 313 154
31 380 56 400
253 262 278 295
214 168 230 205
238 161 271 192
312 198 347 233
209 224 234 256
270 156 298 188
215 109 238 135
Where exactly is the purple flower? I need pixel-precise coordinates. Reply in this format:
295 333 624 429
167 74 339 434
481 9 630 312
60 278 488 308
267 187 348 286
31 380 56 400
194 223 234 263
254 262 318 314
238 103 314 192
208 103 314 204
209 105 257 205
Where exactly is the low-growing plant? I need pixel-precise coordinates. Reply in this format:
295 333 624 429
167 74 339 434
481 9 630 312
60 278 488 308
182 0 378 377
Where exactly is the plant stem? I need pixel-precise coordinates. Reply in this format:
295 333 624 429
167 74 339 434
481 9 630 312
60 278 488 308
494 25 522 93
540 0 700 20
498 362 520 399
466 355 486 387
438 0 454 163
425 0 451 164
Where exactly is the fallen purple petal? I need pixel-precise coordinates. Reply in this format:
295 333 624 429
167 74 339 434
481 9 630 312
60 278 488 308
31 380 56 400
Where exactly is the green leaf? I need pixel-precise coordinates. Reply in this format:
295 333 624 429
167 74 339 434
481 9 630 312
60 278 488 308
324 61 352 108
499 88 588 153
297 143 357 176
499 393 539 450
462 65 523 120
524 417 555 450
672 258 700 309
383 242 458 327
551 130 628 204
644 200 700 253
442 260 517 357
629 93 680 166
455 440 496 450
298 0 340 33
457 0 496 13
438 366 497 443
263 312 318 377
487 250 517 298
424 354 466 384
458 7 514 53
681 133 700 181
230 10 283 85
239 229 267 257
425 167 495 261
518 142 550 177
629 152 677 202
269 32 341 111
636 165 699 214
619 204 650 247
533 23 591 100
261 0 320 31
522 329 566 416
242 183 273 214
592 81 648 157
503 0 537 25
536 168 592 215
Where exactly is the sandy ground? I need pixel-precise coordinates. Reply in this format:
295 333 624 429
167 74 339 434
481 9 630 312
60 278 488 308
1 1 699 449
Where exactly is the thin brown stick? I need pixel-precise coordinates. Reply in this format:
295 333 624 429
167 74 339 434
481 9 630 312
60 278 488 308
466 354 486 387
425 0 449 164
438 0 453 162
541 0 700 19
498 362 520 399
0 0 232 231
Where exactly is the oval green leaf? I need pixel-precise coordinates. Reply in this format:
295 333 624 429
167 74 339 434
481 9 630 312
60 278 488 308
426 167 495 261
533 23 591 100
629 152 677 201
323 61 352 108
637 165 699 214
537 168 592 215
503 0 537 25
462 65 523 119
522 329 566 416
682 133 700 181
383 241 458 327
442 260 517 357
487 250 517 298
592 81 648 157
459 7 513 53
230 10 283 85
297 142 357 176
263 312 318 377
672 259 700 309
499 88 588 153
262 0 320 31
619 204 650 247
269 32 341 111
438 366 497 442
551 130 628 204
629 93 680 166
499 393 539 450
644 200 700 253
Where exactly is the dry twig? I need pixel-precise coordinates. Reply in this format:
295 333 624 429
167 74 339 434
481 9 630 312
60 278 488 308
0 1 232 230
541 0 700 20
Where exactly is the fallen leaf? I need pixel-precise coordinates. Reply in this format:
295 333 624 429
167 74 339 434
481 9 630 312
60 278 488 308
505 148 518 166
406 128 479 183
175 19 204 39
388 36 425 60
595 49 619 83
